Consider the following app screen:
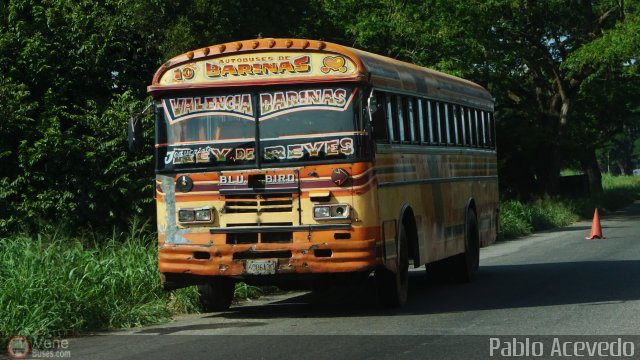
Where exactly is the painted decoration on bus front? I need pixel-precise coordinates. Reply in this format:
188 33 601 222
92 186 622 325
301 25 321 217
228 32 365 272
259 87 354 120
164 146 256 165
262 137 354 160
162 93 254 124
159 52 357 85
162 136 355 166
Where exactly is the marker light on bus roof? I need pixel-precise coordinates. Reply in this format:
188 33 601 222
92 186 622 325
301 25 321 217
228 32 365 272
219 44 226 53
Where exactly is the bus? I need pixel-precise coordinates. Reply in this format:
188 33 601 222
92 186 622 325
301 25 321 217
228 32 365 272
135 38 498 310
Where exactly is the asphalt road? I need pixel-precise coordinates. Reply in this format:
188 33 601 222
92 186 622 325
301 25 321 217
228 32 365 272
67 201 640 360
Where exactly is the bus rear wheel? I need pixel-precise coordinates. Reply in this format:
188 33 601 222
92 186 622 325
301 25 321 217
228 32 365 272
456 209 480 283
198 278 235 312
375 226 409 307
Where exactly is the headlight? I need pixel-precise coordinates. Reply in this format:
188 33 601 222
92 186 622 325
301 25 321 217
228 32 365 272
313 204 350 220
331 205 348 217
313 206 331 219
179 208 214 223
178 209 196 223
195 209 211 222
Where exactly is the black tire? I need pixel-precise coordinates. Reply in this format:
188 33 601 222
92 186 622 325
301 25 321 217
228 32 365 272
456 208 480 283
198 278 235 312
375 226 409 307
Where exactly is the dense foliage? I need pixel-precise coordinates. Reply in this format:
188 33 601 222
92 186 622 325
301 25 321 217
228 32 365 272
1 0 639 233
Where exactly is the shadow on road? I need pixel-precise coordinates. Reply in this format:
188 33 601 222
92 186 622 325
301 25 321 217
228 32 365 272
205 259 640 320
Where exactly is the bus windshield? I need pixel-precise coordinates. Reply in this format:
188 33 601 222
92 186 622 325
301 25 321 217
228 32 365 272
155 86 365 172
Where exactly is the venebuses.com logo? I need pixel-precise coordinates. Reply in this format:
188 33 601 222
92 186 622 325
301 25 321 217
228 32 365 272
6 336 30 359
6 336 71 359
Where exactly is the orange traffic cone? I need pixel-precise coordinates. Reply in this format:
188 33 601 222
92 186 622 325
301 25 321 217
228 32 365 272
586 208 604 240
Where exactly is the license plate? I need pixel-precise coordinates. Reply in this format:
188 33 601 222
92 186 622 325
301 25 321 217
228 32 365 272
246 259 277 275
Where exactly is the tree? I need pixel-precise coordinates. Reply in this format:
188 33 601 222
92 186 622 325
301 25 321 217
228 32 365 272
485 1 639 195
564 3 640 176
0 0 165 233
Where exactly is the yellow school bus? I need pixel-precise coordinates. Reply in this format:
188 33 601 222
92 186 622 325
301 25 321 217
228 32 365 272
143 38 498 310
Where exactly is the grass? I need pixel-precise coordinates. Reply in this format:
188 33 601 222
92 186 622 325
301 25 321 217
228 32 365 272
0 219 278 347
0 221 200 346
499 174 640 240
499 198 579 239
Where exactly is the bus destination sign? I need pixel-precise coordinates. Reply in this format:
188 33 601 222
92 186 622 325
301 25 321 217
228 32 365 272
160 52 358 85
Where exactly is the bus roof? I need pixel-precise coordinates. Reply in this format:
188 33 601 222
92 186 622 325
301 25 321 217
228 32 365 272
148 38 492 110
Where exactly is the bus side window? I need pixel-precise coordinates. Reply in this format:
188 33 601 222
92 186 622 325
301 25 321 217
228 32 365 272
371 92 389 143
465 107 472 146
450 104 458 145
489 112 496 149
471 109 479 147
480 111 488 148
454 105 464 146
484 111 491 148
396 96 408 143
445 103 455 145
427 100 436 144
386 94 399 143
460 106 468 146
417 99 426 144
407 98 419 143
437 102 446 145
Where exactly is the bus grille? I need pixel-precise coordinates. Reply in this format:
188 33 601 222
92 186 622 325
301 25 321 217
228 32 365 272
223 193 296 244
223 194 293 214
225 223 294 244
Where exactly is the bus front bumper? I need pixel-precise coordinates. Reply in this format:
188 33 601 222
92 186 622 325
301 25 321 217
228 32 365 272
158 238 380 279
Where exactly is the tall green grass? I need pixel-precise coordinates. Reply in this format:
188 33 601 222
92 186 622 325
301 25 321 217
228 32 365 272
499 198 579 239
0 221 278 347
0 222 199 345
499 175 640 240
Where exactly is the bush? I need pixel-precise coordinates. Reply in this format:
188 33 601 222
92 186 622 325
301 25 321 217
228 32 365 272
499 198 578 240
499 200 533 238
499 175 640 240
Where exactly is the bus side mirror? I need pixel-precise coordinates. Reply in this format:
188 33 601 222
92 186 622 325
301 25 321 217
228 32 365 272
128 116 143 153
367 92 378 123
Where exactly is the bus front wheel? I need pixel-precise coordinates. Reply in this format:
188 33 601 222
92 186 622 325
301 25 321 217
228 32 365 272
375 226 409 307
198 278 235 312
